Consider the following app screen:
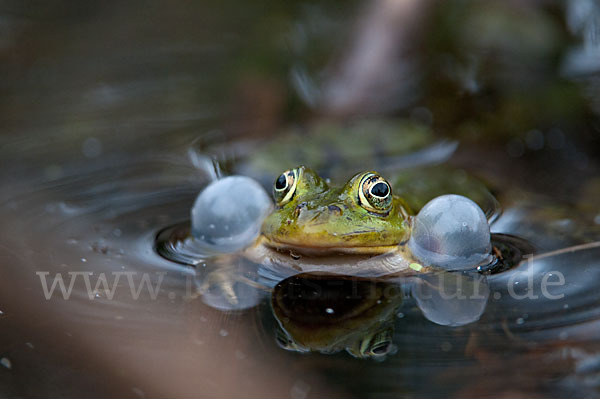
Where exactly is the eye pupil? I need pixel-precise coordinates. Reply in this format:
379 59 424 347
275 174 287 190
358 173 393 214
371 182 389 197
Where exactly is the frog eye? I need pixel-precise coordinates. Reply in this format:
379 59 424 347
359 329 394 358
273 168 299 206
358 173 392 214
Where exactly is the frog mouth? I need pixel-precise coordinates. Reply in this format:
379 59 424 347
258 235 399 256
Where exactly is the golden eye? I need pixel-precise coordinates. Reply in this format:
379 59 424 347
273 168 299 206
362 329 393 358
358 173 392 214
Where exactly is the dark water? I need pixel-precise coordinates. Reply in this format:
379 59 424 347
2 1 600 398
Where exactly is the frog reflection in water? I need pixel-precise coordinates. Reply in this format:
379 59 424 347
271 273 402 359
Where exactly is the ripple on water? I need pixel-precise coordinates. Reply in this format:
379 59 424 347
1 157 205 330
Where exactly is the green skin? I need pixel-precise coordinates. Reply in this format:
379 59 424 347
260 166 413 256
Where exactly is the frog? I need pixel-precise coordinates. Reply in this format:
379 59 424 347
242 165 421 276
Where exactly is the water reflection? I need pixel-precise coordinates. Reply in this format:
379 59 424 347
272 273 402 359
413 271 489 327
271 271 490 358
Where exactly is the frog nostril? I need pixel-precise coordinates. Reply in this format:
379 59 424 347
327 205 342 216
294 202 307 218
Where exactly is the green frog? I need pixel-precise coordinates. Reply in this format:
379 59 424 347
241 166 426 278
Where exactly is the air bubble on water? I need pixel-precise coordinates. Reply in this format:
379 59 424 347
0 357 12 369
408 194 492 270
0 310 3 315
81 258 87 263
397 312 404 318
219 329 229 337
191 176 273 253
594 214 600 225
325 308 334 314
516 318 524 325
25 342 34 349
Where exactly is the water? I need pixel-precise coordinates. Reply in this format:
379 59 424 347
2 1 600 398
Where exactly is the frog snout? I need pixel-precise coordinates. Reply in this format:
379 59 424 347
293 202 308 218
294 203 343 223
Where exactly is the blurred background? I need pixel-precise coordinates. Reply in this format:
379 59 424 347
1 0 600 398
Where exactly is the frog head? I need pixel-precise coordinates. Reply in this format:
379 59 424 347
260 166 410 255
